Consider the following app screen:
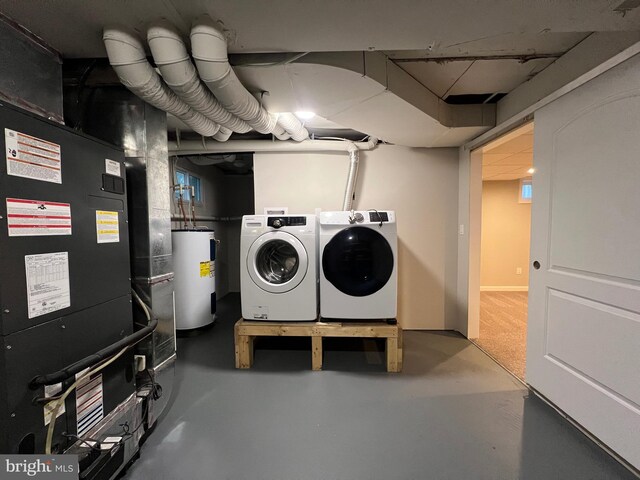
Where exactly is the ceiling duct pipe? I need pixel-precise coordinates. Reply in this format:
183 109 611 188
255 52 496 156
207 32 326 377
169 136 377 155
147 20 252 136
190 16 308 141
103 27 221 138
275 112 309 142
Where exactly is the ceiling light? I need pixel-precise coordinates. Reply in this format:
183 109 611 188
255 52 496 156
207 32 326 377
295 111 315 120
527 168 535 174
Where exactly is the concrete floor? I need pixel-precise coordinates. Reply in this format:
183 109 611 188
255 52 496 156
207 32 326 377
123 294 634 480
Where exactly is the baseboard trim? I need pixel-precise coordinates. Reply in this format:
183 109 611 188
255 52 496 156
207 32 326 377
480 286 529 292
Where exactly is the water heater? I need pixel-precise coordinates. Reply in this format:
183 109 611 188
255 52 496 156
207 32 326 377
172 230 216 330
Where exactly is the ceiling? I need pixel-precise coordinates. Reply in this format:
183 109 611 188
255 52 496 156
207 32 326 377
1 1 638 57
2 0 639 147
482 123 534 180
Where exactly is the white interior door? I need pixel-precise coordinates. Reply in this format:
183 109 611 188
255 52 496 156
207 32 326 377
527 53 640 469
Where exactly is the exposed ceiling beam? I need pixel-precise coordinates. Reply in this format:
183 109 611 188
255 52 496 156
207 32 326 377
393 54 564 64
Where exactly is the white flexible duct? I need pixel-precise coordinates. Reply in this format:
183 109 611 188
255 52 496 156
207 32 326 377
147 20 252 135
275 113 309 142
168 137 378 155
103 27 220 137
190 16 308 141
214 126 233 142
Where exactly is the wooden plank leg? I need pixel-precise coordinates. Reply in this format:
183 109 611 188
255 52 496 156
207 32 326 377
248 336 254 367
397 327 404 372
386 337 399 372
237 335 252 369
311 336 323 371
234 322 240 369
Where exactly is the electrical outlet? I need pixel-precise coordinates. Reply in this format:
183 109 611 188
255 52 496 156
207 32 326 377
516 267 523 275
459 224 465 235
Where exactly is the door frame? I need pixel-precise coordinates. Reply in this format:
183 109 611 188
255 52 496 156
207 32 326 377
456 43 640 338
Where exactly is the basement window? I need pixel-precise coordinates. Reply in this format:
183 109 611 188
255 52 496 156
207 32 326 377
175 170 203 205
519 178 532 203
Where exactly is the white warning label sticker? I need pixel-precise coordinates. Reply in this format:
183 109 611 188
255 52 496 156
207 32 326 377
75 371 104 437
25 252 71 319
105 158 121 177
43 382 65 426
96 210 119 243
5 128 62 184
6 198 72 236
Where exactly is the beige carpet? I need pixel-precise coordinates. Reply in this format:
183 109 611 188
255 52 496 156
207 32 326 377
475 291 528 381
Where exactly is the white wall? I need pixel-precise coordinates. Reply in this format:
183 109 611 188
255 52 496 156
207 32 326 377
254 145 459 330
481 180 531 289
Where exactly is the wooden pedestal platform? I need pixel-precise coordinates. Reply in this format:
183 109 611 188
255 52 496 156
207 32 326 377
234 319 403 372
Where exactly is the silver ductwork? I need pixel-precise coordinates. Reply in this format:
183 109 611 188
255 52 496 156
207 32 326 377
103 27 222 138
73 88 177 422
0 13 63 123
147 20 251 136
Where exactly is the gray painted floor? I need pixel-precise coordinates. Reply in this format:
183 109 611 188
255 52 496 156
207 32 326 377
123 294 635 480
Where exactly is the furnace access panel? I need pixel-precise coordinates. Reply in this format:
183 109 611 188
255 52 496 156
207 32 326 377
0 102 134 453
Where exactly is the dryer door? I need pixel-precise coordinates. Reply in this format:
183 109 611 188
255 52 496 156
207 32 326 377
322 226 393 297
247 231 309 293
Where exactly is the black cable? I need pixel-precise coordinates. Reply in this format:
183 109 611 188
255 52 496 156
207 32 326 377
29 317 158 389
115 369 162 441
368 209 384 228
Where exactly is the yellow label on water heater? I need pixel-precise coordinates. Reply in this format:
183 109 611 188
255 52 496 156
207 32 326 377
199 261 213 278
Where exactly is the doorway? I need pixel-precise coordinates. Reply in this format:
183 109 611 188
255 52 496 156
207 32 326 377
471 122 533 380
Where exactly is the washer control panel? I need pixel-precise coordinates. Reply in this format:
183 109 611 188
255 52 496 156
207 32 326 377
267 216 307 228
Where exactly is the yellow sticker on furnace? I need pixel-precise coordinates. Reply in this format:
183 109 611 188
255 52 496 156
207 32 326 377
96 210 119 244
200 261 214 278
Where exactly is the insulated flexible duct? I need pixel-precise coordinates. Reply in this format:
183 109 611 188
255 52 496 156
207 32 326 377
190 16 308 141
147 20 252 135
103 27 220 137
275 112 309 142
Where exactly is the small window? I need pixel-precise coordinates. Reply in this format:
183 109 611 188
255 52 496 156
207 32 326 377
175 170 203 205
519 178 532 203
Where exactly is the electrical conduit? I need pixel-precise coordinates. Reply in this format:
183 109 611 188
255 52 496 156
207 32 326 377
103 27 222 138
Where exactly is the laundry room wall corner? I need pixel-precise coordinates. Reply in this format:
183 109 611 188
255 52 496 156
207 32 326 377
253 145 459 330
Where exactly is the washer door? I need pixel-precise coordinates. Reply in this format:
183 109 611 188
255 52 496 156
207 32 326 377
322 226 393 297
247 231 309 293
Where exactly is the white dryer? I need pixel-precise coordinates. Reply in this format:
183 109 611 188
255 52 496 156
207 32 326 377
241 214 318 321
319 210 397 320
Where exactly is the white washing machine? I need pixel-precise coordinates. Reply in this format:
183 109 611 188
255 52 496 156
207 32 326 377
241 214 318 321
319 210 397 320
